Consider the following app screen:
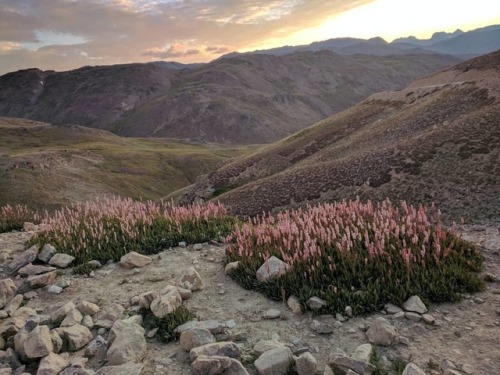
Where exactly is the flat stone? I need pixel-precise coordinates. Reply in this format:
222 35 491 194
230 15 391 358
96 363 144 375
385 303 403 314
191 355 249 375
253 340 285 357
38 244 56 263
461 364 474 374
405 312 422 322
37 352 69 375
193 243 203 251
6 246 38 274
328 352 375 375
307 297 327 310
401 363 426 375
175 320 224 335
180 328 215 351
48 253 75 268
310 320 333 334
254 347 293 375
403 296 428 314
28 271 58 289
119 252 152 269
367 317 397 346
256 256 290 282
76 301 100 316
263 309 281 319
443 370 462 375
18 264 56 276
189 342 241 361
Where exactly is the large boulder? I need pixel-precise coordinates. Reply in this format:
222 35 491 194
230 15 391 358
191 355 249 375
28 271 58 289
24 325 54 359
6 246 38 274
296 352 317 375
149 287 182 318
76 301 100 316
37 352 69 375
252 340 285 357
55 324 93 351
180 328 215 351
18 264 56 276
106 319 147 366
254 347 294 375
38 244 56 263
256 256 290 282
328 351 376 375
189 342 241 361
119 252 152 269
366 317 397 346
0 279 17 309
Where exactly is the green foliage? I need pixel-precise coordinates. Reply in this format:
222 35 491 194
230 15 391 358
370 348 407 375
212 183 242 198
140 306 197 343
73 262 101 276
226 200 485 315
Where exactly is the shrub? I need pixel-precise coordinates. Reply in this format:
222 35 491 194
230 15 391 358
28 196 236 266
226 199 484 315
140 306 197 343
0 204 40 233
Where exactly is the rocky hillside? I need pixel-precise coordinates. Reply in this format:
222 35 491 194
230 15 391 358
0 52 460 144
0 117 251 209
180 51 500 223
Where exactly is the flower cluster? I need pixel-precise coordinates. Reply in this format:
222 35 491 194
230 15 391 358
0 204 40 233
226 199 484 314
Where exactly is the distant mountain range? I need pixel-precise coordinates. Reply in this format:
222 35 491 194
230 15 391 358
223 24 500 59
0 52 459 144
179 51 500 224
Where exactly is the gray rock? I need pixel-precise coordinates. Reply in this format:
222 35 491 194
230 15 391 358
55 325 93 351
263 309 281 319
401 363 426 375
96 363 143 375
296 352 317 375
18 264 56 276
179 267 204 291
307 297 327 310
47 285 63 295
224 261 239 275
84 335 107 358
0 348 22 371
177 287 192 301
189 342 241 361
119 252 152 269
328 352 375 375
24 325 53 359
178 241 187 247
175 320 224 335
461 364 474 374
398 336 410 346
253 340 285 357
36 352 69 375
225 319 236 329
60 365 96 375
254 347 294 375
256 256 290 282
23 222 37 231
6 246 38 274
310 320 334 334
443 370 462 375
137 291 156 310
193 244 203 251
3 295 23 316
392 311 405 320
38 245 56 263
51 302 77 325
366 317 397 346
0 279 17 309
404 312 422 322
422 314 435 325
49 329 63 353
106 320 147 365
81 316 93 329
76 301 100 316
150 287 182 318
336 313 346 322
324 365 335 375
287 295 303 315
345 306 353 318
403 296 427 314
180 329 215 351
384 303 403 314
60 307 83 327
191 355 249 375
440 359 456 371
48 254 75 268
351 343 372 363
28 271 58 289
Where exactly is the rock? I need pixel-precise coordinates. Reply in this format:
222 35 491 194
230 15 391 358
398 336 410 346
310 320 334 334
443 370 462 375
401 363 426 375
28 271 58 289
81 316 93 329
252 340 285 357
392 311 405 320
175 320 224 335
36 352 69 375
84 335 107 358
177 287 192 300
366 317 397 346
190 342 241 361
254 347 293 375
287 295 302 314
98 304 125 322
180 267 204 291
3 295 23 316
76 302 100 316
24 325 53 359
106 320 147 365
60 307 83 327
96 363 144 375
178 241 187 247
193 244 203 251
403 296 428 314
225 261 239 275
24 291 38 300
180 329 215 351
150 287 182 318
49 329 63 353
328 352 375 375
336 313 346 322
56 325 93 351
345 306 353 318
60 365 96 375
263 309 281 319
55 278 71 289
461 364 474 374
119 252 152 269
137 292 156 310
422 314 435 325
6 246 38 274
52 302 77 325
18 264 56 276
0 279 17 309
48 254 75 268
296 352 317 375
324 365 335 375
38 245 56 263
352 344 373 363
191 355 249 375
440 359 456 371
256 256 290 282
385 303 403 314
404 312 422 322
23 222 37 231
87 260 102 269
307 297 327 310
473 297 484 304
0 348 22 371
47 285 63 295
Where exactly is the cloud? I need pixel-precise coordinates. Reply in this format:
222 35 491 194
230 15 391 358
0 0 373 74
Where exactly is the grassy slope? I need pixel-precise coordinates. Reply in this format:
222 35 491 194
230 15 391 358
0 117 252 209
179 52 500 223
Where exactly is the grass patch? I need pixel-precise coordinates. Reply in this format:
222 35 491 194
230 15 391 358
28 196 237 266
226 199 484 315
370 347 407 375
212 183 242 198
140 306 197 343
0 204 40 233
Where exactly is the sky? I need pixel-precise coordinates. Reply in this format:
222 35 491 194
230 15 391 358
0 0 499 75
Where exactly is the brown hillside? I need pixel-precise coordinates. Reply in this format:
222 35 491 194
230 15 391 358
0 52 459 144
180 51 500 223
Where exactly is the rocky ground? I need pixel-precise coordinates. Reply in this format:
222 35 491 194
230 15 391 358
0 224 499 375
